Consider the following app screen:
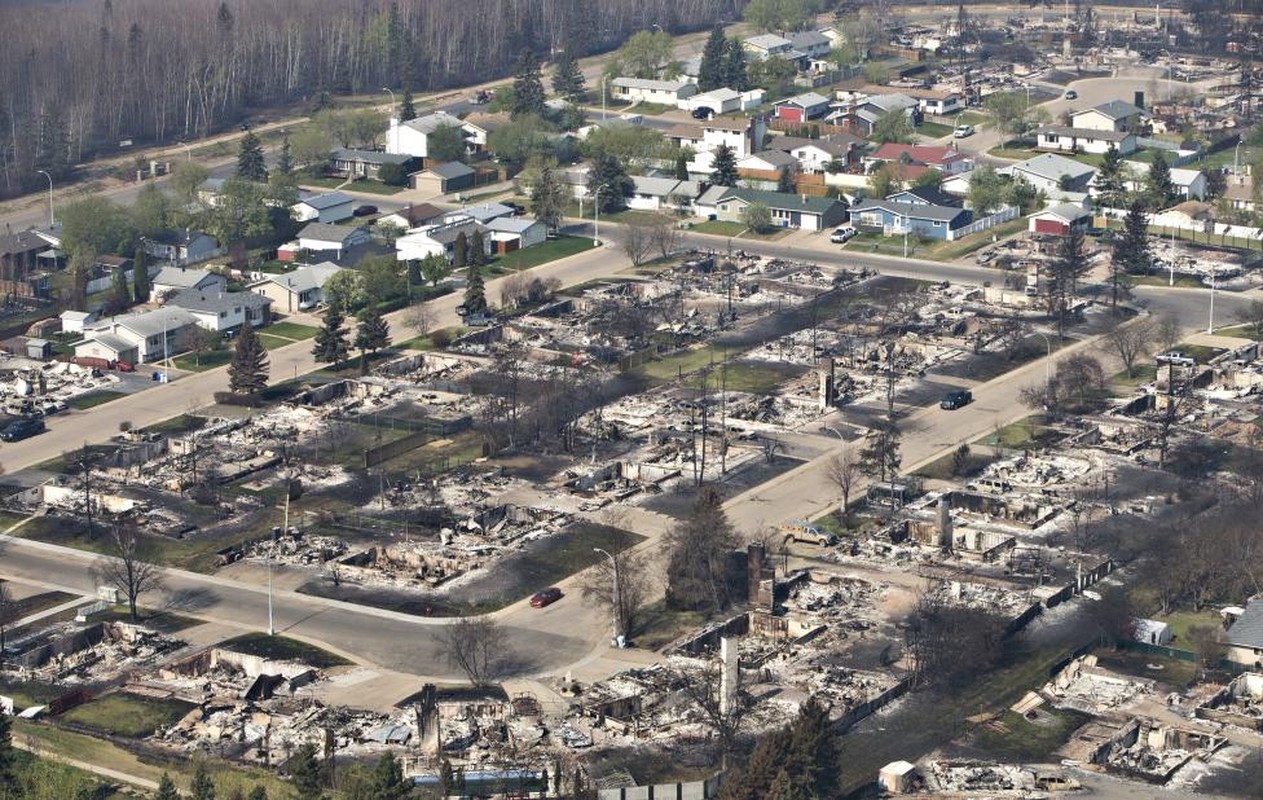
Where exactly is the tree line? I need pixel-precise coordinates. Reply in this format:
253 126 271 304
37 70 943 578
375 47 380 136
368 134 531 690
0 0 747 198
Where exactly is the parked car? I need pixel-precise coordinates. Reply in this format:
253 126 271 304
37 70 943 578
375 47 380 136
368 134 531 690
504 201 526 215
530 587 563 608
1064 89 1078 100
940 389 973 410
952 124 974 138
0 417 46 442
352 204 378 217
691 106 714 120
829 225 857 244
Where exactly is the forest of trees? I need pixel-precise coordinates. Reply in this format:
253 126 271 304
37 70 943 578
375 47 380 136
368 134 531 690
0 0 747 197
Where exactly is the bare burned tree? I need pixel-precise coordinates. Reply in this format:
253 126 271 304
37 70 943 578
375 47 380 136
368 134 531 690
579 548 656 638
1155 311 1183 353
1104 317 1155 378
91 525 165 621
648 213 680 259
407 303 434 339
1235 298 1263 343
438 617 506 686
0 580 14 667
903 585 1008 690
621 216 658 266
663 655 747 759
758 435 782 464
826 447 861 526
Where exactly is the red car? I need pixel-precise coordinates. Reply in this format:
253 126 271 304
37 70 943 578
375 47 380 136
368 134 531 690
530 587 563 608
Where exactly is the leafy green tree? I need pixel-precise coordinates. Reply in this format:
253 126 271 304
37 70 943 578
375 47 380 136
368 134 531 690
552 50 586 101
710 143 738 187
871 109 914 144
618 29 675 78
190 761 216 800
984 91 1048 144
724 39 749 91
399 85 417 122
743 0 821 32
464 264 487 314
228 321 269 396
587 152 633 212
289 742 325 799
104 263 132 314
276 134 294 176
0 708 14 790
1146 152 1176 209
469 230 488 267
486 114 557 168
354 306 391 374
675 150 691 181
419 253 450 287
428 124 468 163
155 773 180 800
698 27 728 92
132 181 172 234
60 196 138 262
532 166 566 232
1005 177 1041 214
170 161 211 209
207 178 273 246
453 231 469 269
376 162 409 186
512 50 547 118
312 306 350 368
323 269 366 313
290 125 333 172
236 130 268 182
359 255 405 305
913 169 944 189
1094 145 1126 208
131 248 152 307
867 162 898 199
583 124 667 168
776 166 794 193
967 165 1004 214
742 201 773 233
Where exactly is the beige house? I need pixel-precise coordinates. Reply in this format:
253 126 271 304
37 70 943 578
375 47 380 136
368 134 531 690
1225 601 1263 670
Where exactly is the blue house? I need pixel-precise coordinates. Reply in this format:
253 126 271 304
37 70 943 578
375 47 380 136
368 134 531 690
850 198 973 241
885 185 963 208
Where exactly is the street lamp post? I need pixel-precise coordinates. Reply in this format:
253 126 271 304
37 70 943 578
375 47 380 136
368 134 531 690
593 547 622 646
1034 331 1053 386
36 169 54 227
592 184 608 247
1208 268 1217 334
177 142 192 163
382 87 396 108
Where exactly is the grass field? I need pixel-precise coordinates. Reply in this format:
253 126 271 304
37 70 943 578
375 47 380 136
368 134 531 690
59 693 196 738
219 633 351 668
1124 273 1206 288
299 176 404 196
86 605 202 633
1110 363 1158 390
917 120 954 138
691 220 792 240
266 321 319 340
1174 342 1227 363
257 333 293 350
1215 324 1260 340
973 414 1054 451
968 708 1090 762
68 391 127 410
914 447 994 481
172 349 231 372
493 235 595 271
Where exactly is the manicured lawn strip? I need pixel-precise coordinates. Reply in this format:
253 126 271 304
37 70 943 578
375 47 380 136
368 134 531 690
68 391 127 410
218 632 351 668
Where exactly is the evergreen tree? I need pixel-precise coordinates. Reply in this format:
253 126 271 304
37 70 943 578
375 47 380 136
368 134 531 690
587 151 634 213
453 231 469 269
106 262 131 314
276 134 294 176
469 229 488 267
406 258 422 290
236 131 268 182
710 143 738 187
512 50 547 118
1111 199 1152 306
1051 227 1090 336
724 39 748 92
155 773 180 800
1146 152 1175 209
698 27 728 92
532 166 566 232
675 150 691 181
784 697 839 796
228 320 269 395
354 306 391 375
776 166 794 193
399 85 417 122
190 762 216 800
551 50 586 101
312 305 350 368
289 742 325 799
369 752 409 800
1094 145 1125 208
464 264 487 314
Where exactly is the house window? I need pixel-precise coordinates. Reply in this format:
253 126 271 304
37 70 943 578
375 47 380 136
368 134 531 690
932 220 942 227
219 311 227 318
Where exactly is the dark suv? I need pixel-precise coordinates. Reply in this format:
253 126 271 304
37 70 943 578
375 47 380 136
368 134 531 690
0 417 46 442
940 389 973 410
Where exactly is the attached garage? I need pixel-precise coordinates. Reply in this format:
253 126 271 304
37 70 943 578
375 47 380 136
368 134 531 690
1028 203 1092 236
410 162 476 196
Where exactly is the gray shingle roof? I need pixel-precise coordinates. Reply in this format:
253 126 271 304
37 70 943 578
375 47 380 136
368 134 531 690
298 192 353 210
88 307 198 338
168 288 271 314
425 161 475 180
777 92 831 109
153 267 220 289
1010 153 1096 182
611 77 693 92
742 149 798 168
1227 600 1263 649
790 31 831 49
745 33 792 50
1080 100 1147 121
718 187 847 216
258 262 345 295
851 198 970 223
400 112 464 134
330 147 414 166
297 223 366 245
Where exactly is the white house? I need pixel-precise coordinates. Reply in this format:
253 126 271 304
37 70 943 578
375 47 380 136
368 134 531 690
788 30 832 59
737 150 799 174
385 111 477 159
60 310 99 334
668 115 768 174
1004 153 1096 193
905 88 962 116
143 229 221 267
627 177 703 212
743 33 795 61
483 216 547 252
1117 162 1208 200
292 192 355 224
395 217 491 263
1036 126 1137 156
250 262 345 313
684 88 742 115
789 136 863 173
444 202 516 225
1070 100 1148 133
166 289 272 334
295 223 372 259
610 77 699 106
79 307 200 363
151 266 227 298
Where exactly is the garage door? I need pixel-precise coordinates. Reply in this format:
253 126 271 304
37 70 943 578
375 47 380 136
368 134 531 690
1034 218 1066 235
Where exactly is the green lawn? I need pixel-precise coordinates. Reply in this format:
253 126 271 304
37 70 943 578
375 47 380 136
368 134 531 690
958 111 989 126
1213 324 1260 340
1124 273 1206 288
1110 363 1158 389
987 146 1039 160
219 633 351 668
973 414 1053 451
1159 609 1223 647
917 120 954 138
68 390 127 410
493 235 595 271
720 361 807 393
299 176 404 196
691 220 792 241
968 708 1090 762
258 333 294 350
0 677 69 711
1174 342 1227 363
914 448 995 481
266 321 319 340
86 605 202 633
172 349 232 372
632 344 728 386
399 325 464 351
59 693 196 739
927 218 1029 261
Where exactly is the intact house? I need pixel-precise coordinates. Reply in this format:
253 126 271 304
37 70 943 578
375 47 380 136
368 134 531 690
484 216 547 254
1225 600 1263 670
0 230 54 298
290 223 373 260
379 203 445 230
773 92 831 122
60 310 99 335
151 266 228 299
1004 153 1096 194
1116 162 1208 201
385 111 479 160
864 143 973 176
395 216 493 263
743 33 796 61
143 229 221 267
292 192 355 224
76 307 199 364
667 115 768 174
610 78 699 107
713 188 850 232
737 149 800 177
410 162 476 196
627 176 703 213
849 198 973 241
904 88 962 116
166 288 272 334
1028 203 1093 235
1070 100 1149 133
886 185 963 208
250 262 346 313
787 135 866 173
683 88 766 116
1036 126 1137 156
788 30 832 60
447 202 516 226
330 148 416 181
1224 174 1255 214
845 93 921 137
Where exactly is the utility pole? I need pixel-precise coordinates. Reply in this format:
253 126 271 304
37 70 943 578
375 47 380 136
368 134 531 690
593 548 621 646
